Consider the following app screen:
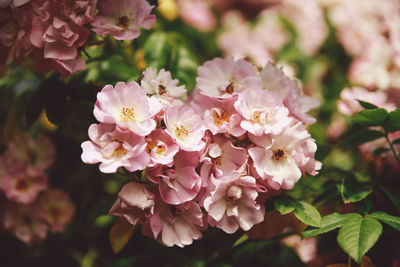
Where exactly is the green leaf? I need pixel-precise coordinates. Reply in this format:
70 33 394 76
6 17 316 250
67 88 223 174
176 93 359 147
302 213 360 238
377 185 400 212
367 211 400 231
337 217 382 263
372 147 390 157
386 109 400 132
392 138 400 145
109 217 135 254
338 177 373 204
346 129 385 147
143 32 170 69
352 108 388 126
293 201 322 227
274 199 297 215
173 45 198 91
357 100 378 110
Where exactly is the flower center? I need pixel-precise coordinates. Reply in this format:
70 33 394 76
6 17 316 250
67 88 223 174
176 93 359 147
174 125 189 138
252 109 268 124
112 146 128 157
158 84 167 95
272 149 286 161
212 109 230 126
226 185 242 204
225 82 235 94
120 107 135 122
212 157 222 166
117 15 130 28
16 179 30 192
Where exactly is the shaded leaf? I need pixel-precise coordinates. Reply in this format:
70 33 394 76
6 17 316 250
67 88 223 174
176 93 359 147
346 129 384 147
274 199 297 215
338 177 372 204
337 217 382 263
302 213 360 238
377 185 400 212
385 109 400 132
357 100 378 110
143 32 170 69
352 108 388 126
372 147 389 157
367 211 400 231
392 138 400 145
361 255 376 267
109 217 135 254
293 201 322 227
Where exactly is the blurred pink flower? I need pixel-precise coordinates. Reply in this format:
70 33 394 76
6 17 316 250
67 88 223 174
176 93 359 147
282 234 317 264
91 0 156 40
93 82 161 136
3 202 48 245
177 0 216 32
37 189 75 233
81 123 150 173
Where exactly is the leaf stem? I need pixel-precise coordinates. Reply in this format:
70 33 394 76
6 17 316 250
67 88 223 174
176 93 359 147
383 128 400 167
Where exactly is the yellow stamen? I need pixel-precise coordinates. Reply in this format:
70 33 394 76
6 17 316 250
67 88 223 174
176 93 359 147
120 107 135 122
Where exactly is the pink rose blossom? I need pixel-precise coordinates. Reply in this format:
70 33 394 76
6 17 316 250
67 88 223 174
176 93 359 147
93 82 161 136
234 88 292 136
2 167 48 204
141 67 186 108
249 122 321 190
60 0 97 25
145 129 179 167
282 235 317 263
177 0 216 32
147 151 202 205
37 189 75 233
3 202 48 245
164 105 206 151
81 123 150 173
204 173 265 233
91 0 156 40
110 182 155 225
146 199 204 247
196 57 262 99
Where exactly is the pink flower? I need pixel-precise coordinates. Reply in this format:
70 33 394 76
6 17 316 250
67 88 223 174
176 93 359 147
110 182 155 225
191 92 245 136
234 88 292 136
145 129 179 167
141 67 186 108
91 0 156 40
0 0 30 8
203 173 265 233
281 235 317 263
81 123 150 173
3 201 48 245
164 105 206 151
249 122 321 190
146 199 204 247
37 189 75 233
93 82 161 136
147 151 202 205
2 167 48 204
196 57 261 99
261 62 319 124
59 0 98 25
177 0 216 32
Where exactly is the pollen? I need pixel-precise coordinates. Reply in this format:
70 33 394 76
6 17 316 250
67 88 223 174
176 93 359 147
213 110 230 126
174 125 189 138
225 82 235 94
272 149 286 161
253 110 268 124
156 145 166 154
117 15 130 28
112 146 128 158
120 107 135 122
158 84 168 95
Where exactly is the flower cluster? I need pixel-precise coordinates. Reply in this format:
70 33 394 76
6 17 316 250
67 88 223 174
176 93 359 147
81 58 321 247
0 0 155 76
0 134 74 245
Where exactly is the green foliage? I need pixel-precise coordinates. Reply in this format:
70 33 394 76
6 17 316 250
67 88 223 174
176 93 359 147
352 108 388 126
346 129 385 147
367 211 400 231
274 199 321 227
338 177 372 204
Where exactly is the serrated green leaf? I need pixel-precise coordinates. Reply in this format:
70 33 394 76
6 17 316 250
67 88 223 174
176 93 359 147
346 129 385 147
339 177 373 204
372 147 390 157
337 217 382 263
357 100 378 110
352 108 388 126
274 199 297 215
367 211 400 231
293 201 322 227
302 213 360 238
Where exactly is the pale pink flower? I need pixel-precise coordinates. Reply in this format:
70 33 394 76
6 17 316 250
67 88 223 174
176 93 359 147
81 123 150 173
146 199 204 247
203 173 265 233
249 122 321 190
281 235 317 263
2 168 48 204
147 151 202 205
338 86 396 116
261 62 319 124
91 0 156 40
37 189 75 233
177 0 216 32
234 88 292 136
3 202 48 245
141 67 186 108
196 57 261 99
2 133 55 177
93 82 161 136
145 129 179 167
164 105 206 151
110 182 155 225
191 92 245 137
60 0 98 25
